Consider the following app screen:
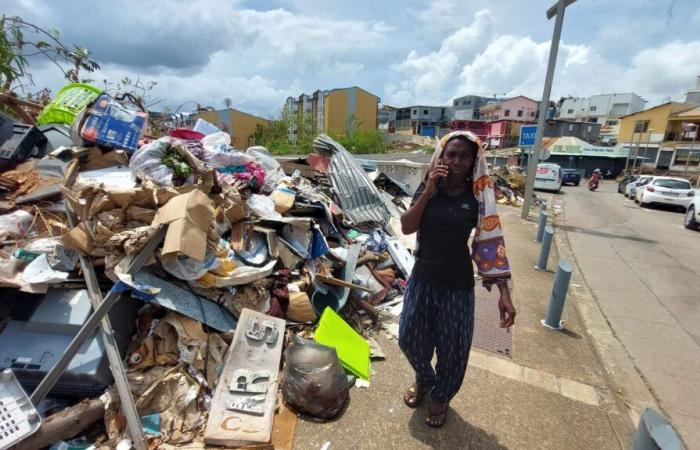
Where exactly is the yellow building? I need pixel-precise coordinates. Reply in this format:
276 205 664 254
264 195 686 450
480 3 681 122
618 102 699 172
284 86 379 141
195 108 269 148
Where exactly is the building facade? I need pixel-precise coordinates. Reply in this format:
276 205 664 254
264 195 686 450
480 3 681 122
452 95 491 120
479 96 539 121
284 86 379 142
194 108 269 148
542 119 601 142
447 120 489 142
618 102 699 173
558 93 646 144
394 105 451 137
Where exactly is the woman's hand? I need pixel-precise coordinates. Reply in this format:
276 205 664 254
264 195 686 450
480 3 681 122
425 164 449 194
497 284 516 328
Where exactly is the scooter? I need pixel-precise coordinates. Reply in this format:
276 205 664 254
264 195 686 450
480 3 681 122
588 177 599 191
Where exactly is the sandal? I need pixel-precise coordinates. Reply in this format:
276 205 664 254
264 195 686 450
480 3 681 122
403 384 429 408
425 401 448 428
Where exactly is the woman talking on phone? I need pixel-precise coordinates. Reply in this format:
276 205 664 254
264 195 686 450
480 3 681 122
399 131 516 428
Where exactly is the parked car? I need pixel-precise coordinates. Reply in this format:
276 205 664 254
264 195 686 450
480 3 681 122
625 176 652 199
618 174 639 194
561 169 581 186
685 192 700 230
635 177 694 210
534 163 562 192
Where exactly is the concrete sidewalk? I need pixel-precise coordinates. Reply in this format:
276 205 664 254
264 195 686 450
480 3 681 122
293 206 632 449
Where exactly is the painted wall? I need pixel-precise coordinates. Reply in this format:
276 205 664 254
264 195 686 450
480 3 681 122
618 103 691 143
499 96 538 121
354 88 379 131
324 89 350 135
195 109 269 148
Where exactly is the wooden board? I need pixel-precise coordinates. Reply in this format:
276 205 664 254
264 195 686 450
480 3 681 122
270 403 298 450
204 309 286 447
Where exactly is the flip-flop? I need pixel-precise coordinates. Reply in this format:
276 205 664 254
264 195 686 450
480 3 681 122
425 402 448 428
403 384 429 408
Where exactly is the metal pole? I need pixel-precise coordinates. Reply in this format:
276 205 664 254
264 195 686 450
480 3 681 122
536 225 554 271
641 130 652 174
541 259 573 330
632 130 643 174
684 125 697 179
522 0 574 219
536 210 549 242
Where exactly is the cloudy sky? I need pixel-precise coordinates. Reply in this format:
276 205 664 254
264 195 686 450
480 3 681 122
5 0 700 117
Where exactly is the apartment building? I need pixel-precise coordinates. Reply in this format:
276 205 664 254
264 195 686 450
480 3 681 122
452 95 491 120
558 93 646 144
284 86 379 142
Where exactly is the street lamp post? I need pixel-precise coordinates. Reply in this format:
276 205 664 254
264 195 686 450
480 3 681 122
683 123 698 179
521 0 578 219
631 129 644 174
641 128 654 174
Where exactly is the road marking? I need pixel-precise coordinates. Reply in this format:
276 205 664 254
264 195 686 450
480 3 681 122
469 350 600 406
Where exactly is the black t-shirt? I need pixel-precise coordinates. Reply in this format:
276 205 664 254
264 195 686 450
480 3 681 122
411 181 479 290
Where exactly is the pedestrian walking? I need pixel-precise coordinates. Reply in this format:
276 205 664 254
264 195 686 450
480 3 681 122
399 130 516 428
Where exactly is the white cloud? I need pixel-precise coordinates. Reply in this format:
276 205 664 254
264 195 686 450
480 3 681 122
385 9 495 105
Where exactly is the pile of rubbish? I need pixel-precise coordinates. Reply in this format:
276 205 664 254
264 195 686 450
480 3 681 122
0 83 416 449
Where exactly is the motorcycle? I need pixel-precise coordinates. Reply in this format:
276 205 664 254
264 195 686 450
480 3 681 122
588 176 600 191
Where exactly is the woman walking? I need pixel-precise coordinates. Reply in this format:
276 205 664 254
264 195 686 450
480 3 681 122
399 131 516 428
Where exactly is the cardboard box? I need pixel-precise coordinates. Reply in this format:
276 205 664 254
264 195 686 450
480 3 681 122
152 189 214 261
271 187 296 214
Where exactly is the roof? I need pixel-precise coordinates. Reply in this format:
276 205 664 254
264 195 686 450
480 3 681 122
197 108 270 122
618 102 692 119
503 95 538 103
326 86 381 102
669 106 700 119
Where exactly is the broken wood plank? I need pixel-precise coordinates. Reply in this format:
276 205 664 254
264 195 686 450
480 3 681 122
204 309 286 447
270 403 298 450
13 393 110 450
315 274 372 293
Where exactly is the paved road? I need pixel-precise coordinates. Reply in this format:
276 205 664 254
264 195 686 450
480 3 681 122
558 180 700 448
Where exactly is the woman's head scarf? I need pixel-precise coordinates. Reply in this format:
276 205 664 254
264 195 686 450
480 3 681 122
429 130 511 286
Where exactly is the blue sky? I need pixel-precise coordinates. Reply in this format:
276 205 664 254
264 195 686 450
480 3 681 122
5 0 700 116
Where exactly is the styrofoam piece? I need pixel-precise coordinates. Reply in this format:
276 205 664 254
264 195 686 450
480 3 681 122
0 369 41 449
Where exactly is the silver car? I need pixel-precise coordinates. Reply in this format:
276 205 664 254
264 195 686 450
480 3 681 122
625 176 652 199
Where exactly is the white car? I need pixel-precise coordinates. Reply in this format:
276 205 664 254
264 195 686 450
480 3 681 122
534 163 562 193
685 192 700 230
625 176 652 199
636 177 695 210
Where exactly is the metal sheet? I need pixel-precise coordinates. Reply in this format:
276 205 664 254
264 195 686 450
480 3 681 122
313 134 390 225
472 285 512 358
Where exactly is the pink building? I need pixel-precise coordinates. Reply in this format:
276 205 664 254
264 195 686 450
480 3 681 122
486 119 536 149
480 96 539 121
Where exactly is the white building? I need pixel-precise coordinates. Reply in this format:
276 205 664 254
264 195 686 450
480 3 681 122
558 93 646 144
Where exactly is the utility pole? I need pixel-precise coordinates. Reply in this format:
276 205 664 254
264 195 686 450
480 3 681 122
521 0 578 219
631 130 643 174
624 132 635 173
640 128 654 174
684 123 698 179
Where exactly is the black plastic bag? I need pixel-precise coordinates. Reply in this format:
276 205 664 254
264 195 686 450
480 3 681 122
281 335 350 421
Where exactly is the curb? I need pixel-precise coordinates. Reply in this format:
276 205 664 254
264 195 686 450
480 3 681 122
550 210 665 444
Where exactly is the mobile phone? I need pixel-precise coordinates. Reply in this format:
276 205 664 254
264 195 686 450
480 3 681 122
438 155 446 189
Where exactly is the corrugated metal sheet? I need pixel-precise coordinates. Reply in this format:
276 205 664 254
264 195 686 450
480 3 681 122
313 134 390 225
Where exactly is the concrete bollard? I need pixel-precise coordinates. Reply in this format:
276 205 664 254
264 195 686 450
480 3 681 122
535 211 548 242
541 259 572 330
632 408 683 450
535 225 554 271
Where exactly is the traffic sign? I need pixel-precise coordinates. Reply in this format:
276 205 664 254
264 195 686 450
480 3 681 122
519 125 537 146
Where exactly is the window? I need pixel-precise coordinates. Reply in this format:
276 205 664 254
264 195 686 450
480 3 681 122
568 124 574 131
517 110 523 117
423 109 429 115
530 111 535 117
412 109 417 115
466 100 471 105
590 106 597 112
606 120 619 126
504 109 510 117
653 179 691 189
567 109 574 114
634 120 649 133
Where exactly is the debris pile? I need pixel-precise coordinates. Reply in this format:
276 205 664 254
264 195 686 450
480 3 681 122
0 83 416 449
